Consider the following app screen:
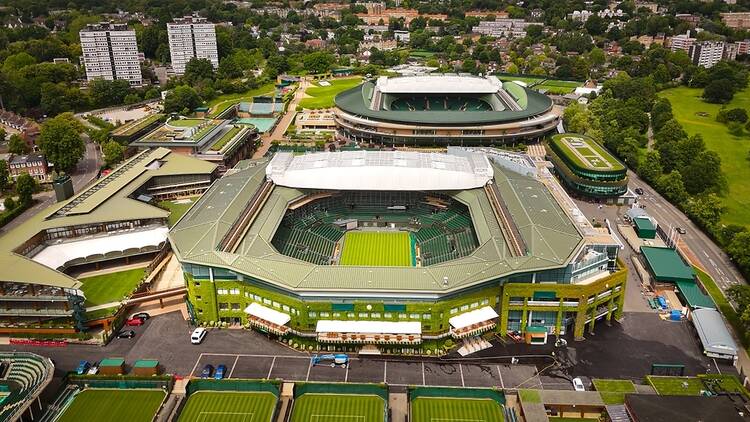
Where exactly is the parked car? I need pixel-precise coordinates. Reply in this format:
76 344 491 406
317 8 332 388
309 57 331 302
125 317 145 326
116 330 136 338
131 312 150 320
214 364 227 380
677 227 687 234
191 327 207 344
87 363 99 375
201 364 214 378
635 187 644 195
75 360 90 375
573 377 585 392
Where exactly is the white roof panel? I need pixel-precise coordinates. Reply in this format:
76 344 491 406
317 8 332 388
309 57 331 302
316 320 421 334
692 308 737 357
449 306 499 329
267 151 493 191
376 75 503 94
245 302 291 326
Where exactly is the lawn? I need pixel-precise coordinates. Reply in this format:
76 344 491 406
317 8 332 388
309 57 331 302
207 83 277 117
497 76 582 94
83 306 120 321
168 118 204 127
177 391 277 422
58 389 165 422
410 397 504 422
159 197 198 227
290 393 385 422
592 379 636 404
340 231 413 267
79 267 146 306
518 389 541 403
646 376 705 396
299 77 362 109
659 86 750 227
210 126 241 151
550 133 624 171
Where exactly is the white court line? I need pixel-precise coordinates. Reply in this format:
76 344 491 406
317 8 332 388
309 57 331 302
383 361 387 384
345 362 349 382
421 362 426 386
228 355 240 378
306 359 312 381
267 356 277 379
459 364 465 387
189 353 205 377
496 365 504 389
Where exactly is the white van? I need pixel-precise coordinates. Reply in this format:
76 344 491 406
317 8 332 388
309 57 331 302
191 327 207 344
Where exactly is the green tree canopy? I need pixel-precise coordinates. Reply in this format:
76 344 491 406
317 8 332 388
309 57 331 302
15 172 37 206
303 51 335 74
0 160 8 193
163 85 202 114
37 114 84 174
8 134 30 154
102 140 124 167
184 58 216 84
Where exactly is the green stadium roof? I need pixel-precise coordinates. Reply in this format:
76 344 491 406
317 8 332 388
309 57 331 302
549 133 625 173
0 148 216 289
640 246 695 283
334 80 554 126
169 158 583 296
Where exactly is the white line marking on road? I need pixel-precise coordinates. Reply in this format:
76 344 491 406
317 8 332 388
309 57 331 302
306 359 312 382
267 356 276 379
496 365 504 389
703 251 709 258
459 364 465 387
228 355 240 378
383 360 387 384
189 353 204 377
345 362 349 383
422 362 426 386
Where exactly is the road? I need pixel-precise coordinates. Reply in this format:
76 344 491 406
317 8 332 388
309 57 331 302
252 78 310 159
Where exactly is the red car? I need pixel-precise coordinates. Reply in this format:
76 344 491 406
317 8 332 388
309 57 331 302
125 317 145 326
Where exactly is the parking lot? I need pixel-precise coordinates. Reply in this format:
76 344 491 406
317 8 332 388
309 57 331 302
189 352 554 390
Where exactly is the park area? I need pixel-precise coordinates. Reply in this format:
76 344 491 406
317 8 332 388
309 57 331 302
410 397 505 422
79 267 146 306
290 393 385 422
299 77 362 109
177 391 278 422
57 389 165 422
659 86 750 227
497 75 582 94
339 231 413 267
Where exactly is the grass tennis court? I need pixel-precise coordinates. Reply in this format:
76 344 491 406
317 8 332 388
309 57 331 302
57 389 165 422
339 231 413 267
177 391 278 422
410 397 505 422
79 267 146 306
290 393 385 422
299 77 362 109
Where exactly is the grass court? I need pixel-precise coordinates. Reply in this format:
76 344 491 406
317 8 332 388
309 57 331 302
339 231 413 267
177 391 278 422
410 397 505 422
299 77 363 109
290 393 385 422
57 389 165 422
79 267 146 306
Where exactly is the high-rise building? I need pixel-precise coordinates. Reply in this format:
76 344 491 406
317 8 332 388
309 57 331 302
79 22 142 86
689 41 725 68
670 31 696 53
167 15 219 75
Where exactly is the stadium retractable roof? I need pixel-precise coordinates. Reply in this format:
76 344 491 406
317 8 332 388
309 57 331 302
375 75 503 94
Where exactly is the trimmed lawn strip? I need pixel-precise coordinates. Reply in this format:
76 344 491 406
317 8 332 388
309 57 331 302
210 126 241 151
159 197 198 227
290 393 385 422
340 231 411 267
593 379 636 404
58 389 165 422
299 77 362 109
646 376 704 396
84 306 120 321
519 389 541 403
699 374 750 399
113 114 164 136
410 397 504 422
79 268 146 306
177 391 277 422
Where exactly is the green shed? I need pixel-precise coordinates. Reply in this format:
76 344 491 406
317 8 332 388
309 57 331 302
633 217 656 239
133 359 159 376
99 358 125 375
640 246 695 283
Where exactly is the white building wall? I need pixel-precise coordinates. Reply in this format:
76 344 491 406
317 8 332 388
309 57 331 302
168 16 219 75
80 23 142 86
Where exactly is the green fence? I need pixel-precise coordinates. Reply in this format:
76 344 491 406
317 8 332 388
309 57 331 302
67 375 172 391
186 379 281 397
294 382 388 402
409 386 505 405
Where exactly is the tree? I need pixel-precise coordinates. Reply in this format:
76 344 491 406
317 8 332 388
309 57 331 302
15 172 37 206
3 197 15 210
89 79 131 108
584 15 608 36
102 140 124 167
685 193 724 229
650 98 673 132
218 56 243 79
184 58 215 84
727 231 750 277
8 134 29 154
726 108 748 123
639 150 663 183
703 79 735 103
0 127 5 142
0 160 8 193
37 114 84 174
303 51 335 74
163 86 202 114
657 170 688 203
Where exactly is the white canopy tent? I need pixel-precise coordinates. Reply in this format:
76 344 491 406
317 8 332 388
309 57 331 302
244 302 291 326
449 306 499 330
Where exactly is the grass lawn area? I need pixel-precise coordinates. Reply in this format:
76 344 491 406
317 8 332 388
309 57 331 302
694 266 747 347
290 394 385 422
340 231 413 267
210 126 241 151
410 397 504 422
177 391 277 422
646 376 705 395
207 83 277 117
659 86 750 227
58 389 165 422
518 389 541 403
548 418 599 422
159 197 198 227
299 77 362 109
700 374 750 398
84 306 120 321
79 268 146 306
551 133 624 171
167 118 204 127
497 76 582 94
592 379 636 404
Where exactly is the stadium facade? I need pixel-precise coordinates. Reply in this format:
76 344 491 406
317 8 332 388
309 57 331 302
170 149 626 349
333 75 560 146
546 133 628 198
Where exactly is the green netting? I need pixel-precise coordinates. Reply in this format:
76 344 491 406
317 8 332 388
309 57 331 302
409 386 505 405
186 379 280 397
68 379 170 389
294 382 388 402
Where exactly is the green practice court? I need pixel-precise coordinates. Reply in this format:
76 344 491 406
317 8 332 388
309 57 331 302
57 389 166 422
290 393 386 422
410 397 505 422
177 391 278 422
339 231 414 267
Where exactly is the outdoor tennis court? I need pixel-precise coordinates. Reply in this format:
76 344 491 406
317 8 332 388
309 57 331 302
177 391 278 422
290 393 386 422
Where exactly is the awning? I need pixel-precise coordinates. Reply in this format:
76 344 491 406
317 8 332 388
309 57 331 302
449 306 499 330
316 320 421 334
675 280 715 309
244 302 290 326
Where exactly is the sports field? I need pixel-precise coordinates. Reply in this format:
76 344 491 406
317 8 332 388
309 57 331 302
177 391 278 422
339 231 413 266
299 77 362 109
290 393 385 422
410 397 505 422
497 76 582 94
57 389 166 422
79 267 146 306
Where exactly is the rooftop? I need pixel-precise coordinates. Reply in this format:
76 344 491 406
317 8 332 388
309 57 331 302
133 118 253 153
640 246 695 283
375 75 503 94
624 394 746 422
550 133 626 173
691 308 737 356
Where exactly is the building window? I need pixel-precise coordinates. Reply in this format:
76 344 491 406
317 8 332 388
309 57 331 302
470 302 479 309
263 298 272 305
450 307 458 314
398 313 407 319
272 301 280 308
460 304 469 311
282 305 290 312
358 312 368 318
254 295 262 301
384 312 393 319
230 288 240 295
217 289 228 295
231 303 241 310
422 313 431 319
410 313 420 319
219 303 228 310
347 312 355 318
320 312 330 318
308 311 317 318
481 299 489 305
333 312 341 318
371 312 381 319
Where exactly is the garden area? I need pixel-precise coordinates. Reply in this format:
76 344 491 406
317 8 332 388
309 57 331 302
79 267 146 307
158 197 198 227
497 75 583 94
591 379 636 404
658 86 750 227
299 77 362 109
206 82 277 118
